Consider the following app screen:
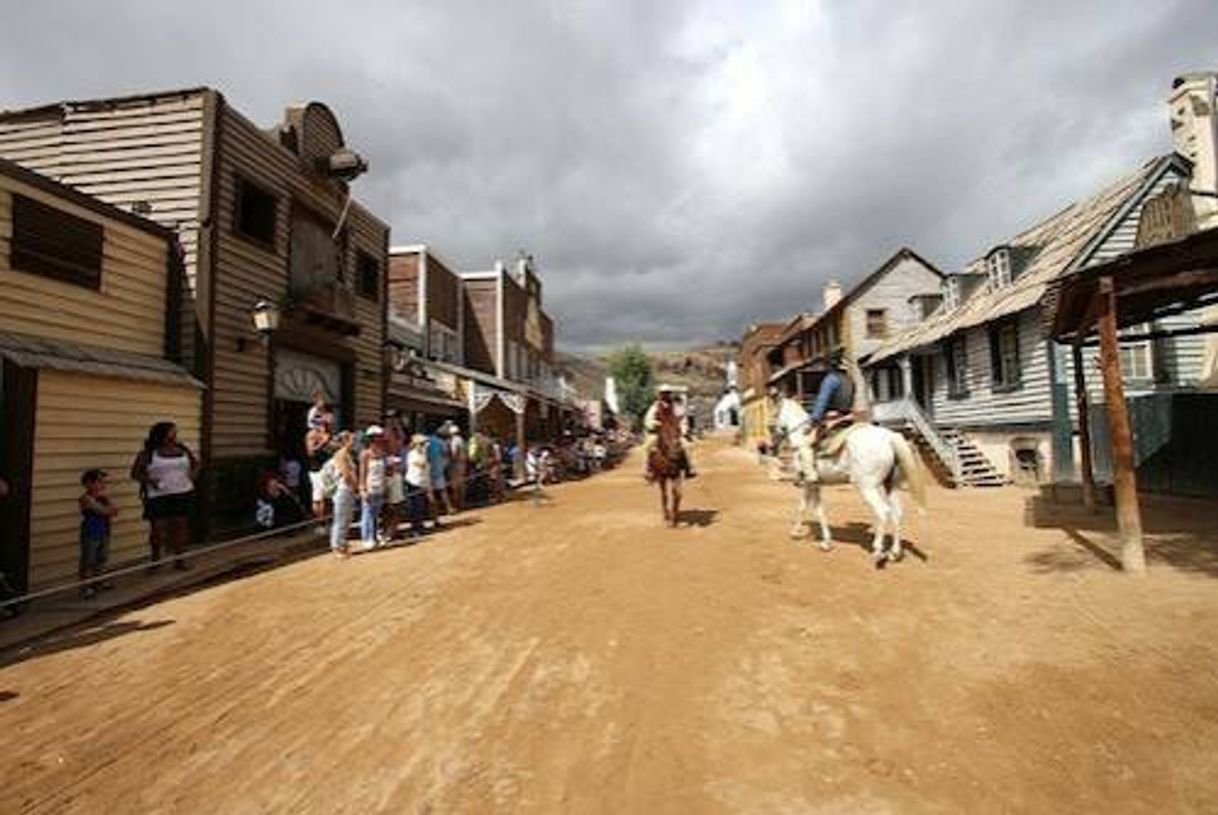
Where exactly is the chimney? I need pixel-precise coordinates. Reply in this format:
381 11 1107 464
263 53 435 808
1169 71 1218 229
823 279 843 311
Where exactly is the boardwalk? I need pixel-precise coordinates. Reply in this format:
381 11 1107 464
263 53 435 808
2 439 1218 813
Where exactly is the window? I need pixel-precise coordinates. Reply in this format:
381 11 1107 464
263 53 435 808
945 336 969 398
11 194 103 289
987 247 1012 290
942 277 960 311
988 320 1021 390
356 251 380 301
1119 324 1153 381
429 321 459 363
865 308 888 339
235 177 277 245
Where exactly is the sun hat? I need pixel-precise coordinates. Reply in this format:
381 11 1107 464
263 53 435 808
365 424 385 437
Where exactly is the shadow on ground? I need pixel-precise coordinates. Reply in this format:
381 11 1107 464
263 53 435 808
816 522 930 563
1023 494 1218 577
677 509 719 528
0 619 175 670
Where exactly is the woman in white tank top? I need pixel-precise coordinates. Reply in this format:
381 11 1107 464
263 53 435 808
131 422 198 571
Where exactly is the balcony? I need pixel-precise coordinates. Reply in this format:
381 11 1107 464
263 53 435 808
286 280 360 336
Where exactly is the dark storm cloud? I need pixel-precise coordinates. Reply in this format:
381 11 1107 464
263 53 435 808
2 0 1215 349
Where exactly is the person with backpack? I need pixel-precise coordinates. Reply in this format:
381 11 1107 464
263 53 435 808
325 431 357 560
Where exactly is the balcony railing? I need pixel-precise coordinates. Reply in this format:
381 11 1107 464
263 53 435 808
287 280 359 334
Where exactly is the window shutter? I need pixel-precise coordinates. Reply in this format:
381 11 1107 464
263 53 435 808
11 194 104 289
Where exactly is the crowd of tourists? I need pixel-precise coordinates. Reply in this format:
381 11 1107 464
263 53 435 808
21 390 632 601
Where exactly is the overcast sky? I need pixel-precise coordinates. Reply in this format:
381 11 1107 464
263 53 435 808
2 1 1215 350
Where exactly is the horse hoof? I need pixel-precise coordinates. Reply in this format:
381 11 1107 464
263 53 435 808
888 549 904 563
818 541 833 553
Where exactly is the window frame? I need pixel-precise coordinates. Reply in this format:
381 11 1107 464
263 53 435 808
987 248 1012 291
945 335 970 399
988 319 1022 392
942 277 959 311
865 308 888 339
1119 323 1154 383
233 175 279 249
10 193 104 290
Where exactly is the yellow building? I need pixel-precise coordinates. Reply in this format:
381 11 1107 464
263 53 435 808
0 158 202 592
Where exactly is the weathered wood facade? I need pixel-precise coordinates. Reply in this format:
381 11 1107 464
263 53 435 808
0 158 201 590
0 90 390 528
389 245 464 365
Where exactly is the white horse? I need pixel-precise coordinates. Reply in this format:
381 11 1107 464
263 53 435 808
772 397 926 564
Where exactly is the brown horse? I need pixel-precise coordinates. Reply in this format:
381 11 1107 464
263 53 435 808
648 411 685 527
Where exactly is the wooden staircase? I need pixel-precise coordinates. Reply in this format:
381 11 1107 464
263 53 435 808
871 399 1006 488
938 428 1007 487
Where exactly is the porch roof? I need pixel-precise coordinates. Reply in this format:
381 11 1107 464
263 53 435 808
0 332 203 389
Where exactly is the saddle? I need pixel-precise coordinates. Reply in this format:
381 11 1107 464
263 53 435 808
814 415 860 459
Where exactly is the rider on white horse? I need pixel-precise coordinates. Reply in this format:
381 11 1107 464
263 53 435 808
800 348 855 483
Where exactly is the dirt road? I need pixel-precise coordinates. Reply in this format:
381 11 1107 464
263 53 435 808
3 439 1218 813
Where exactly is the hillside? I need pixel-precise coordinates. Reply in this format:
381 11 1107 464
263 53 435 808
556 343 738 423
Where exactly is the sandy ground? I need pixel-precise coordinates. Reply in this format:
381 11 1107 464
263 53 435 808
2 438 1218 814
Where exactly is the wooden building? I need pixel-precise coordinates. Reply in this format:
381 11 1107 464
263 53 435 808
461 255 569 446
0 158 202 591
737 322 785 447
0 89 390 528
767 248 943 406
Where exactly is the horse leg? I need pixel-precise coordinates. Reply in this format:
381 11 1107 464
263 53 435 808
671 478 682 527
789 484 808 540
659 478 670 524
808 483 833 552
859 483 891 565
887 489 904 562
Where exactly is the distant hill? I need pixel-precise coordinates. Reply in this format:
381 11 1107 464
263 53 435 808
555 342 739 423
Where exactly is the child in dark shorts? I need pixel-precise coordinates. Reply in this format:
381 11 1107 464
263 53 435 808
79 469 119 597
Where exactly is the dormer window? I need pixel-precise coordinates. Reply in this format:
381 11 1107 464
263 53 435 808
987 247 1012 290
942 277 960 311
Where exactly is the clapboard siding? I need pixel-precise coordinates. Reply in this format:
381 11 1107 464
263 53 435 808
388 252 422 323
28 371 201 589
846 254 943 360
463 280 499 375
210 104 387 457
0 174 171 356
0 92 208 366
930 308 1054 427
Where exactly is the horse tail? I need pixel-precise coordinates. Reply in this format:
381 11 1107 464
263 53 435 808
890 432 927 512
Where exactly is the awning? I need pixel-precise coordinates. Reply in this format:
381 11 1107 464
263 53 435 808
0 331 203 389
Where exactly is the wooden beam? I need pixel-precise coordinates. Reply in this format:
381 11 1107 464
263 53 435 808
1096 277 1146 574
1078 321 1218 347
1070 341 1096 511
1119 266 1218 298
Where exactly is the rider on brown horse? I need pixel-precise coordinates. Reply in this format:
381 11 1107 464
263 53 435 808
642 386 696 482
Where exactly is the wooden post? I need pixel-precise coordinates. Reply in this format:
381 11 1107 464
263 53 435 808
1070 340 1096 512
1095 277 1146 574
514 407 526 482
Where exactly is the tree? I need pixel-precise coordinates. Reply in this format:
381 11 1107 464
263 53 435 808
606 344 654 429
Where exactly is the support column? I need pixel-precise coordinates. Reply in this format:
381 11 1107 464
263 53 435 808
514 408 526 482
1048 341 1074 483
1070 341 1096 512
899 355 913 401
1096 277 1146 574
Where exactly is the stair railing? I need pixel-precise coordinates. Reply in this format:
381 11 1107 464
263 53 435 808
874 398 962 485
